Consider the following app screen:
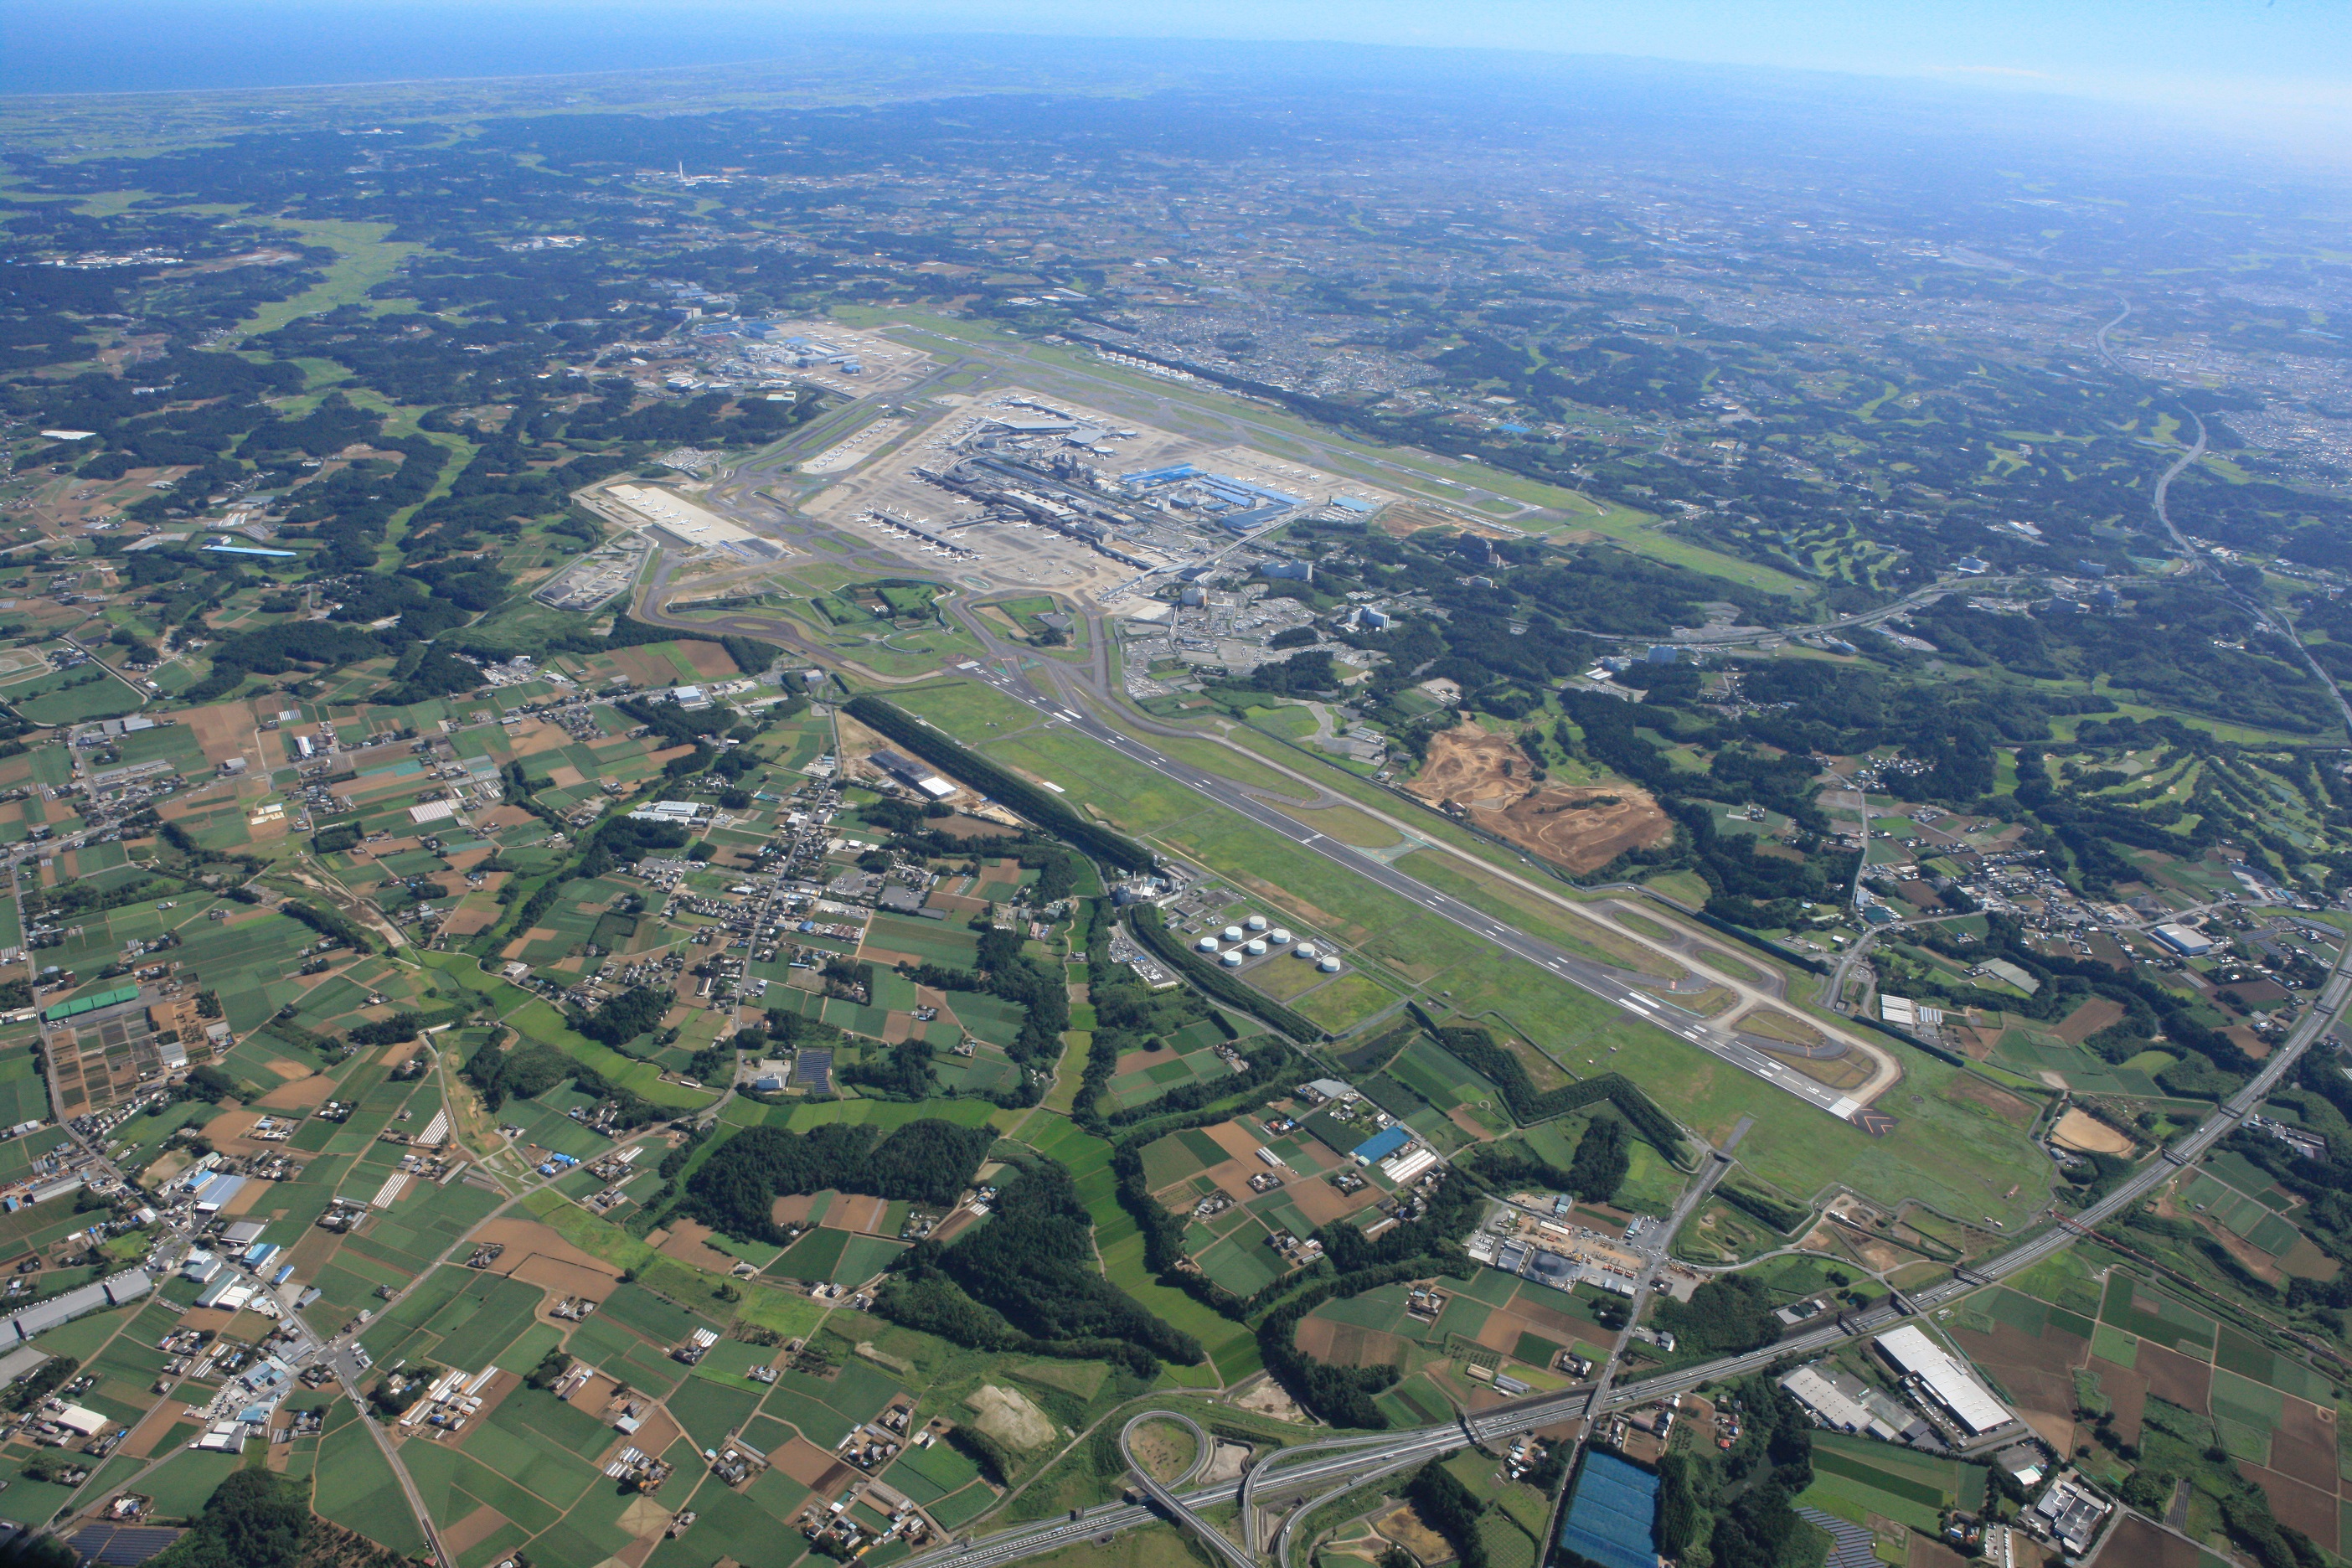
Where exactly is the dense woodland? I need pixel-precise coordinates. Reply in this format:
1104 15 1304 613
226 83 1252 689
1642 1377 1818 1568
4 63 2352 1568
880 1158 1204 1374
680 1119 997 1238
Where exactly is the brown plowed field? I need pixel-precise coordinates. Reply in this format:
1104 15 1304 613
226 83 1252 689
652 1220 739 1273
2100 1515 2200 1568
1293 1316 1406 1369
774 1436 841 1484
828 1195 890 1235
2054 998 2126 1044
2086 1356 2147 1445
469 1218 622 1303
1204 1122 1261 1161
441 1506 513 1559
2268 1397 2339 1492
2239 1463 2339 1549
1951 1320 2088 1452
2136 1343 2213 1411
255 1074 334 1111
181 701 260 766
1283 1178 1361 1228
513 1253 620 1303
566 1374 620 1418
1404 725 1669 873
117 1399 186 1459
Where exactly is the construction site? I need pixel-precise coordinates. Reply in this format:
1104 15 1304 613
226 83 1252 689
1402 723 1675 874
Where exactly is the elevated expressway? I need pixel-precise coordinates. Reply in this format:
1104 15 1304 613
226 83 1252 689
901 939 2352 1568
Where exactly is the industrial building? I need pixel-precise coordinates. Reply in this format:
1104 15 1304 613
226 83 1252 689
1118 462 1304 524
2031 1473 2112 1555
40 984 139 1024
2150 922 2216 957
1874 1325 2014 1437
534 538 652 612
627 799 713 825
599 484 781 560
0 1267 154 1344
1779 1362 1930 1443
866 750 956 800
186 1170 246 1215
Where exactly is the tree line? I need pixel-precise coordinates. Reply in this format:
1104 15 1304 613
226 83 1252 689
679 1120 996 1240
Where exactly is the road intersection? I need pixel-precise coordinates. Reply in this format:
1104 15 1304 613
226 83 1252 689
596 311 2352 1568
905 924 2350 1568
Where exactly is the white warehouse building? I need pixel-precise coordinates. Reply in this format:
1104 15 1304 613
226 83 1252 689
1873 1325 2014 1436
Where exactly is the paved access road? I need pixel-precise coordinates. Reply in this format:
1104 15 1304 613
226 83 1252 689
897 921 2352 1568
931 654 1874 1125
1120 1412 1256 1568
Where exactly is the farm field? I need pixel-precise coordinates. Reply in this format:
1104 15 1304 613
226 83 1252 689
1938 1242 2349 1554
14 52 2352 1568
912 695 2053 1232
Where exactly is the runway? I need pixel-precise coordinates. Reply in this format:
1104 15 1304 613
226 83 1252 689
929 659 1873 1127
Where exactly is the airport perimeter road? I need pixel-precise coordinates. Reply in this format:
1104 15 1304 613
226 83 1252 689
933 658 1873 1126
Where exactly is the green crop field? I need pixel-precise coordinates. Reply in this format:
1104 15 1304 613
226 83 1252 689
2099 1273 2219 1356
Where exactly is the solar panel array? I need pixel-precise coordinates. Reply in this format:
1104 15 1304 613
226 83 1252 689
1556 1451 1659 1568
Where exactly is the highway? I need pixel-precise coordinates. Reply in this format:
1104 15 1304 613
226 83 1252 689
896 919 2352 1568
1119 1412 1256 1568
667 304 2352 1568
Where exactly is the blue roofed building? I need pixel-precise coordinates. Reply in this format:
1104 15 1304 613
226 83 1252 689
1220 503 1291 534
1350 1127 1411 1166
1557 1451 1660 1568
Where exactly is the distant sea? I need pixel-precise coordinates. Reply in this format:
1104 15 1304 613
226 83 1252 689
0 4 2247 181
4 3 871 95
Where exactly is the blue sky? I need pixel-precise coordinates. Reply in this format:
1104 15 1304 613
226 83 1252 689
9 0 2351 142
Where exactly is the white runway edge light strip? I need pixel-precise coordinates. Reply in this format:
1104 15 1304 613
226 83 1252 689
369 1171 411 1208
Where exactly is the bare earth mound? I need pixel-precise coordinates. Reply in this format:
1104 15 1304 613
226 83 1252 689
1374 1504 1452 1565
2050 1109 2134 1155
966 1384 1055 1450
1406 724 1669 873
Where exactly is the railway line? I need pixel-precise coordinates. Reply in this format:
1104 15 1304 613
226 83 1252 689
900 945 2352 1568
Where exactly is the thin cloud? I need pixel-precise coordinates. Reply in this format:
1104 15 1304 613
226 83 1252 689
1926 64 2055 79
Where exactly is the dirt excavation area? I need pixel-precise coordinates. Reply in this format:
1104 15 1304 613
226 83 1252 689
1406 724 1670 873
